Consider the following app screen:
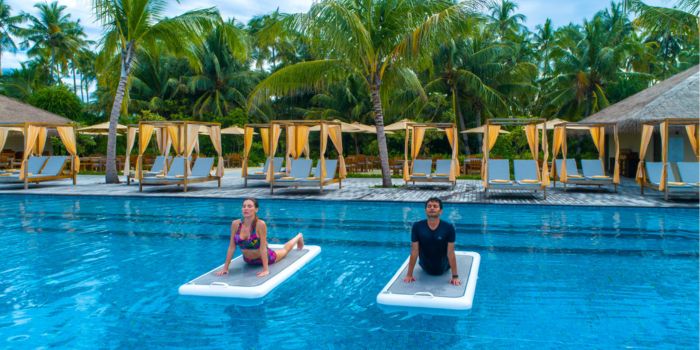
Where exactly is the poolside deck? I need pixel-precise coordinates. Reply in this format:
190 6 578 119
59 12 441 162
0 168 697 208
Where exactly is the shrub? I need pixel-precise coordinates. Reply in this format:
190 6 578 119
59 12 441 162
28 85 82 120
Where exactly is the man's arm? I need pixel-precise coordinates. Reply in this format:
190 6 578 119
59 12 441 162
447 242 460 286
403 242 419 283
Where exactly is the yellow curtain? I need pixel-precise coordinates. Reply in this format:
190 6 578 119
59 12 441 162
136 124 154 178
410 126 426 174
260 128 270 156
295 126 310 160
0 128 8 152
590 126 606 171
265 124 281 181
480 124 501 187
635 125 654 184
242 126 254 177
444 127 459 181
552 126 563 171
155 128 164 154
659 121 668 191
35 127 47 155
613 126 620 184
328 124 346 178
590 127 601 152
209 125 224 177
541 125 550 186
524 124 540 179
167 125 183 154
19 125 41 180
286 125 296 161
56 127 80 172
124 127 137 175
561 128 569 181
185 124 200 175
403 126 410 181
686 125 699 158
320 124 328 180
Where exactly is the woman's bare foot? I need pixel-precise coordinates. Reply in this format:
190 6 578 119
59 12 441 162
296 233 304 250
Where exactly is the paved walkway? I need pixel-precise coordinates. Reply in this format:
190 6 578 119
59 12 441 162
1 168 697 208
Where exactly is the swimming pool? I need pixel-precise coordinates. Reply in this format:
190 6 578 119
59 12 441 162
0 195 697 348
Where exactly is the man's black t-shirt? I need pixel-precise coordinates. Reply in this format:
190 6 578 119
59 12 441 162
411 219 456 275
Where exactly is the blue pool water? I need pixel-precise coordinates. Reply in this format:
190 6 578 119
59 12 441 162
0 195 697 349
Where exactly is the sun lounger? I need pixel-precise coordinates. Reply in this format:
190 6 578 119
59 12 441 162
407 159 432 181
406 159 456 188
676 162 699 187
554 159 583 180
0 156 71 186
244 157 285 186
139 156 220 191
431 159 452 180
275 158 313 182
581 159 613 182
0 156 47 182
486 159 513 187
513 160 542 187
127 155 171 184
644 162 696 199
273 158 342 193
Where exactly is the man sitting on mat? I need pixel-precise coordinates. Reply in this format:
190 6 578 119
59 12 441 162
403 197 461 286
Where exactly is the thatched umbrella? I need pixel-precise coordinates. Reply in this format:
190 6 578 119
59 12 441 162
582 65 699 132
461 125 510 134
384 119 415 131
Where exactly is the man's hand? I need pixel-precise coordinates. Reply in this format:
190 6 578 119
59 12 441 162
403 275 416 283
256 269 270 277
215 269 228 276
450 277 461 286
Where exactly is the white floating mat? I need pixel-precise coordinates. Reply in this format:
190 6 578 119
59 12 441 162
179 244 320 299
377 251 480 310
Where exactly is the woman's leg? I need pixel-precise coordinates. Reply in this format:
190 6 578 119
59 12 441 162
273 233 304 261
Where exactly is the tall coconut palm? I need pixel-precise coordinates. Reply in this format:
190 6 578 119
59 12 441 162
487 0 527 41
0 0 25 76
248 0 480 187
92 0 220 183
18 2 85 83
533 18 555 78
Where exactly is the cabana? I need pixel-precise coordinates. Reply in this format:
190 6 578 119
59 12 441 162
241 123 292 187
481 118 549 198
132 121 224 192
0 122 79 189
266 120 346 194
402 122 459 188
551 122 620 192
637 118 699 200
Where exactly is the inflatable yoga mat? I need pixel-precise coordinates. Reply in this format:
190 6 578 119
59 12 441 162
179 244 320 298
377 251 480 310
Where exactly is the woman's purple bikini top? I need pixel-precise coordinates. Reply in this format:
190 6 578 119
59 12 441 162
234 220 260 250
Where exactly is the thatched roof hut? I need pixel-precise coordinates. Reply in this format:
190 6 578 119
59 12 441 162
582 65 699 132
0 94 72 124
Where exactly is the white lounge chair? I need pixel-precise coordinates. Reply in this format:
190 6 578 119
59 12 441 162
275 158 313 182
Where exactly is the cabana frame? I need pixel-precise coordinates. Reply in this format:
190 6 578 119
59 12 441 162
265 120 346 194
134 121 224 192
0 122 79 189
637 118 699 200
551 122 620 192
402 122 460 188
481 118 549 199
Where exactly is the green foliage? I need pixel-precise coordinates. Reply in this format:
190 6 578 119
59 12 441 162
27 85 82 119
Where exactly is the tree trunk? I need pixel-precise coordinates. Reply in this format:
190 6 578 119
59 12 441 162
80 74 85 102
353 133 360 155
452 84 470 154
0 49 3 77
105 43 135 184
369 80 392 187
72 65 78 95
475 108 482 149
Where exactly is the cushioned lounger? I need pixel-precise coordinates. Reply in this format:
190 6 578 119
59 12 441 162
645 162 694 191
376 251 480 310
0 156 47 182
431 159 452 180
676 162 699 186
140 156 186 184
487 159 513 186
581 159 612 182
29 156 68 178
554 159 583 180
179 244 321 298
409 159 432 179
276 158 313 182
247 157 285 180
513 159 541 187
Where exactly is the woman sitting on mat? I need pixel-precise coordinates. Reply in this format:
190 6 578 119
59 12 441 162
216 198 304 277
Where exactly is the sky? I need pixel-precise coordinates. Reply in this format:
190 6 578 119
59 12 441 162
2 0 673 70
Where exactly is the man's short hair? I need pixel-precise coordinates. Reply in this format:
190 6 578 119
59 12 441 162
425 197 443 209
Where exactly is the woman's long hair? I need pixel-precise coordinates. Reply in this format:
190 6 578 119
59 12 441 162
242 198 259 231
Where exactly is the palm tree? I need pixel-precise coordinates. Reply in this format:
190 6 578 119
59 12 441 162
487 0 527 41
533 18 554 78
188 20 257 118
92 0 220 183
248 0 480 187
18 2 85 83
0 0 25 76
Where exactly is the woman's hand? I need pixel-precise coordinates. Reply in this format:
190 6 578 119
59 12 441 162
403 275 416 283
256 269 270 277
215 269 229 276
